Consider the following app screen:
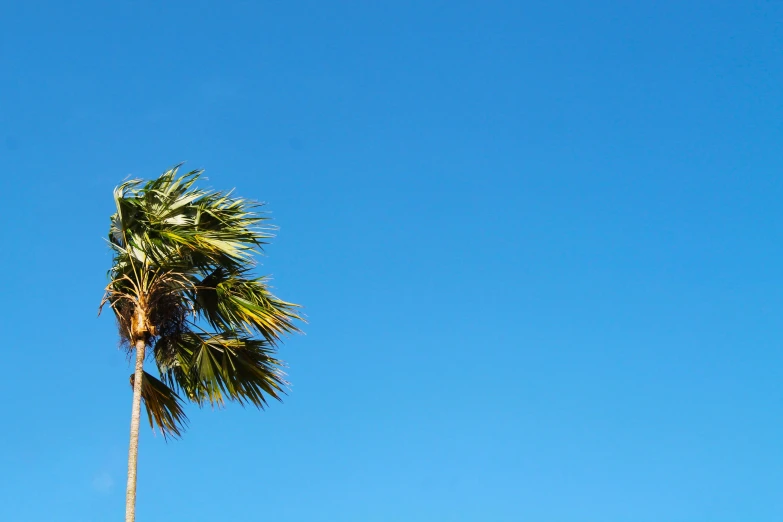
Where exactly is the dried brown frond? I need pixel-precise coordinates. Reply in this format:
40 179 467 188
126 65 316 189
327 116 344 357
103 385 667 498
147 290 189 364
114 298 134 352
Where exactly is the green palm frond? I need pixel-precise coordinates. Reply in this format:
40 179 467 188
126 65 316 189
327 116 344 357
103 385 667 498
106 164 302 437
130 371 188 439
155 331 287 408
192 268 300 342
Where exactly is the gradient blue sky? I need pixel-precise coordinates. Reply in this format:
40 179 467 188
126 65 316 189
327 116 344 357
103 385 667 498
1 1 782 521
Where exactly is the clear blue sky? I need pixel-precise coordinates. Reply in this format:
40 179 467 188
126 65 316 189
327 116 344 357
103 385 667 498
1 1 781 520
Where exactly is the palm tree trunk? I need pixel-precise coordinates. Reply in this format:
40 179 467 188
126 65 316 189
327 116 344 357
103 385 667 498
125 339 146 522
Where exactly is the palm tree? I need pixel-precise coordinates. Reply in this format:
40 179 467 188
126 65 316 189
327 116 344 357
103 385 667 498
101 165 301 522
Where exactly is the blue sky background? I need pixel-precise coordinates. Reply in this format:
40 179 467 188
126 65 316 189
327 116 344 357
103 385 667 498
1 1 782 520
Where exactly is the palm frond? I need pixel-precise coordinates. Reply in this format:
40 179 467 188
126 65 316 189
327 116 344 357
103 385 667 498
155 331 287 408
193 268 302 342
130 371 189 439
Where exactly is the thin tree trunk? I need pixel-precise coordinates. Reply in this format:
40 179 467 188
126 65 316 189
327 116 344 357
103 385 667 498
126 339 146 522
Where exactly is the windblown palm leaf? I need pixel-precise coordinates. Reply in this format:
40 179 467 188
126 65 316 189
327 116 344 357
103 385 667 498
130 371 188 439
103 165 302 439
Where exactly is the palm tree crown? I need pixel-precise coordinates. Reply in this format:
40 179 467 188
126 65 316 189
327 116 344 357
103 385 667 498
102 165 301 438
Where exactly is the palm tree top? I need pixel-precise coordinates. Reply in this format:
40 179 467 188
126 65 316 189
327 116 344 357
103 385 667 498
102 165 302 439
